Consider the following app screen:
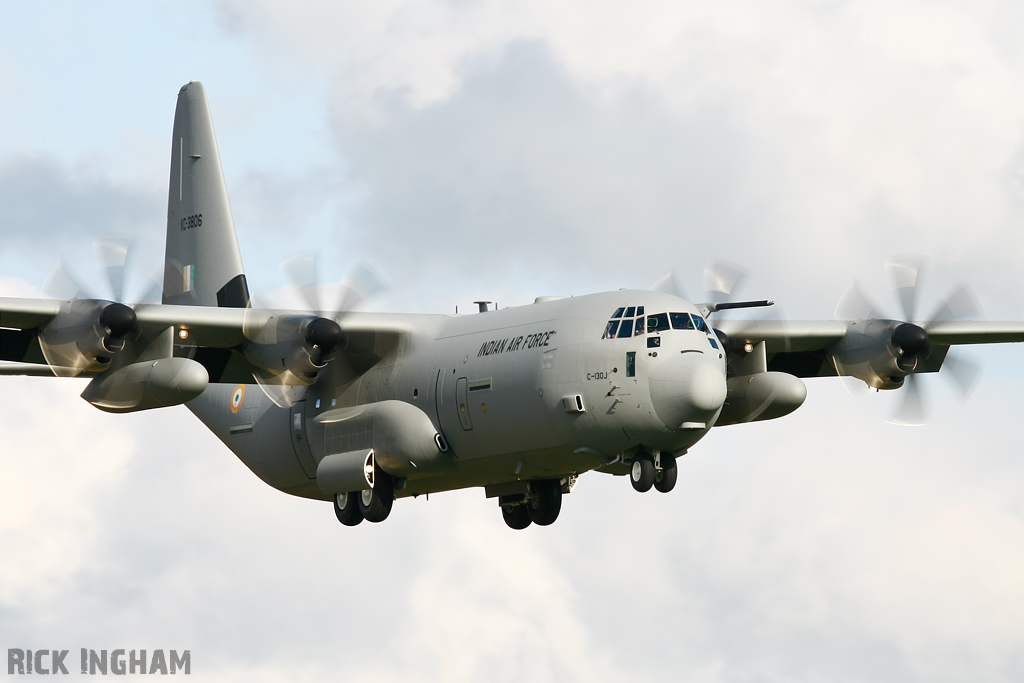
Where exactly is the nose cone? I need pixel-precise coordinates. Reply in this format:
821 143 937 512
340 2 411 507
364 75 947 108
648 352 727 429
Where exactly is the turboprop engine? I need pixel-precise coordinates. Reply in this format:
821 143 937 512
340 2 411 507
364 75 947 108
38 299 138 376
830 318 929 390
241 313 344 385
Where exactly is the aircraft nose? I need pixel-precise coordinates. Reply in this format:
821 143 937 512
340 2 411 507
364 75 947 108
648 352 727 429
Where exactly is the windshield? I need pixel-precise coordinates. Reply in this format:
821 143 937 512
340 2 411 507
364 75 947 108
646 313 670 333
670 312 694 330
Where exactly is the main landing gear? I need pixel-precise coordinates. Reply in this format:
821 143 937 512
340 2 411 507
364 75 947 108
334 468 395 526
500 478 568 530
630 450 677 494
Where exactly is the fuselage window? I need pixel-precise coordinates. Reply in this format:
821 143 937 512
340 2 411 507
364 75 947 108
692 315 708 332
602 320 620 339
625 306 636 318
619 319 634 337
670 312 695 330
611 307 625 319
647 313 670 334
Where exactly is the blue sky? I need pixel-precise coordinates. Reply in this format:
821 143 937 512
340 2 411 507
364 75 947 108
3 2 1024 681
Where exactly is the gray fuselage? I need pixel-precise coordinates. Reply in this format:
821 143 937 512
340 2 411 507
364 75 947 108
188 290 728 500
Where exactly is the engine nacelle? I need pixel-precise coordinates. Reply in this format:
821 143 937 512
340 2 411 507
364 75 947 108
81 357 209 413
831 319 929 390
716 371 807 426
241 313 342 382
39 300 138 375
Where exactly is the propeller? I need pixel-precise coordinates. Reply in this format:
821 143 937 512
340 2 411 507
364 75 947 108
651 260 786 356
245 252 385 408
703 260 747 303
37 237 158 377
835 255 982 425
651 260 748 303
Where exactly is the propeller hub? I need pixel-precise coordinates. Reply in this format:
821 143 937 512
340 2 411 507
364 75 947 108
891 322 928 358
100 302 137 339
306 318 343 353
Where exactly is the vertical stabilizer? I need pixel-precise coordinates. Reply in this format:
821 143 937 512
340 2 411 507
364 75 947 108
163 81 249 308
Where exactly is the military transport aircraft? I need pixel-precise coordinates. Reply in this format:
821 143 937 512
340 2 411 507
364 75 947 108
2 82 1023 530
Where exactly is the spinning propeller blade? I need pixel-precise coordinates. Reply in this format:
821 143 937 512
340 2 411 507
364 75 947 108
38 237 154 377
246 253 385 407
840 255 983 423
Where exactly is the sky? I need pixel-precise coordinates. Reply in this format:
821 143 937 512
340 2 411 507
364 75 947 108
3 1 1024 680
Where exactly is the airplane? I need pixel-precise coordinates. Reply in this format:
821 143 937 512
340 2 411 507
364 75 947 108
2 81 1022 530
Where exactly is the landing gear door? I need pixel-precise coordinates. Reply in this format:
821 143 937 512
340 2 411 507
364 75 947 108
289 400 318 479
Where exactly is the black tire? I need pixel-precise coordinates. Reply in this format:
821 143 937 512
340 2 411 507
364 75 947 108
528 479 562 526
654 454 678 493
358 469 394 523
630 452 655 492
334 492 363 526
502 504 532 530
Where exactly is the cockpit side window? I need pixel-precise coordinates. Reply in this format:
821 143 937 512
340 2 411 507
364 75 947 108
618 319 634 337
611 307 625 319
692 315 708 332
670 312 695 330
647 313 670 333
602 320 620 339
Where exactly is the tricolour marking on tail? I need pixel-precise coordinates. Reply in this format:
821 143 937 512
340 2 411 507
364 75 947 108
162 81 249 308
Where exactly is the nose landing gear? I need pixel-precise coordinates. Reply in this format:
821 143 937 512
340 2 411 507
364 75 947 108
630 451 677 493
630 452 656 492
654 453 677 493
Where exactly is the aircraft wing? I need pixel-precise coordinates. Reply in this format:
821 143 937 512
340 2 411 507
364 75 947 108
715 319 1024 349
0 297 417 382
713 320 847 353
715 318 1024 379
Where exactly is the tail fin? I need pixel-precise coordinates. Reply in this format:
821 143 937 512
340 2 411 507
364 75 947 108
162 81 250 308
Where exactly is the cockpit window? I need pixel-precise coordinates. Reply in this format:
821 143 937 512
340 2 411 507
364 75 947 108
670 312 695 330
601 306 648 339
692 315 708 332
647 313 670 333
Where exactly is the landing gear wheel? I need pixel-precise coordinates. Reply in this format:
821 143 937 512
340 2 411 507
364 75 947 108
334 492 363 526
358 469 394 523
654 454 677 493
630 452 655 492
528 479 562 526
502 504 532 530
